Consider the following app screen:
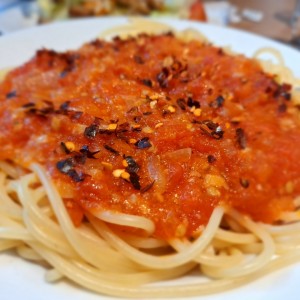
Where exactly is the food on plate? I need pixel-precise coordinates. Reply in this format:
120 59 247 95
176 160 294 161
0 20 300 298
37 0 206 21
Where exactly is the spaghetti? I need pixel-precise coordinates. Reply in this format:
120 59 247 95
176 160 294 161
1 20 300 298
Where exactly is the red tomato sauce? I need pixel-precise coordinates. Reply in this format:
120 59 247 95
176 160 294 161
1 33 300 240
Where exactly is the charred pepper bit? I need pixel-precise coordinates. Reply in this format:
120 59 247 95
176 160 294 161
112 168 141 190
6 90 17 99
73 153 87 165
135 137 152 149
84 124 98 139
56 158 74 174
67 169 85 182
129 172 141 190
133 116 142 123
240 178 250 188
176 98 186 110
198 120 224 140
187 97 200 108
142 79 153 87
22 102 35 108
210 95 225 108
236 128 247 149
140 180 155 193
156 67 169 88
123 155 140 173
104 144 120 155
56 157 85 182
207 155 216 163
274 83 292 101
58 101 71 114
80 145 100 158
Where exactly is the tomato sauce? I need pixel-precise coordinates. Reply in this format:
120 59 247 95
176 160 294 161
1 33 300 239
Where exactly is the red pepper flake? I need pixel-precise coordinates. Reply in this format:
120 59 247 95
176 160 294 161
80 145 100 158
129 172 141 190
6 90 17 99
207 155 216 163
235 128 247 149
58 101 71 114
210 95 225 108
187 97 200 108
273 83 292 101
156 67 169 88
135 137 151 149
142 79 153 88
134 55 144 64
84 124 98 139
104 144 120 155
198 120 224 140
56 158 86 182
73 153 87 165
56 158 74 174
89 39 104 48
240 178 250 188
70 111 83 120
123 155 140 173
67 169 85 182
39 100 55 115
133 116 142 123
140 180 155 193
24 101 55 116
176 98 186 110
115 122 130 137
22 102 35 108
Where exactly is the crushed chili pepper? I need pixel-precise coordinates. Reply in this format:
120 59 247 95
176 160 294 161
1 33 300 240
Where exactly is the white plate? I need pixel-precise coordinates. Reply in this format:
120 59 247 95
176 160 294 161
0 17 300 300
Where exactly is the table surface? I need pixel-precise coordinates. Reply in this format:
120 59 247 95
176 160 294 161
229 0 299 43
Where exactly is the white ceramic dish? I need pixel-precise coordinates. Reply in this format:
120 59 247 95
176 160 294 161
0 17 300 300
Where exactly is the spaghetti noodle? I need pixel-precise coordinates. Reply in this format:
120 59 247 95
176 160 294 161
1 19 300 298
